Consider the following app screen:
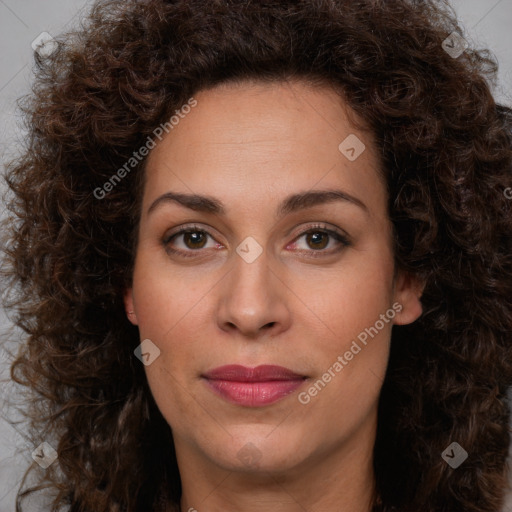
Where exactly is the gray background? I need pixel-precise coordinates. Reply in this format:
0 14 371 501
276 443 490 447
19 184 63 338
0 0 511 510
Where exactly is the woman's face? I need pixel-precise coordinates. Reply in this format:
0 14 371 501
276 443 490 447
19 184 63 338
125 80 423 477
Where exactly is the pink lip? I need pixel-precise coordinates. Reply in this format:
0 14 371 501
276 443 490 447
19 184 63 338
202 365 307 407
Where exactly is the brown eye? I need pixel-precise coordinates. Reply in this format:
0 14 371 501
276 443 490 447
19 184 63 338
162 225 222 259
181 231 208 249
305 231 329 250
289 225 351 256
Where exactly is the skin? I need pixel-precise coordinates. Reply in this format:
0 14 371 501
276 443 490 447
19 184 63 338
124 79 424 512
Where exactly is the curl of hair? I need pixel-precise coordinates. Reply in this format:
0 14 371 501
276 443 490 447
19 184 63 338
1 0 512 511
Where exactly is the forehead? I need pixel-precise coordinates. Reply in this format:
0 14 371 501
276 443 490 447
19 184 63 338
142 79 386 217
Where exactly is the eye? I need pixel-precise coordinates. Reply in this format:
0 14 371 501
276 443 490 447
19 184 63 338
162 223 351 259
288 223 351 256
163 224 221 258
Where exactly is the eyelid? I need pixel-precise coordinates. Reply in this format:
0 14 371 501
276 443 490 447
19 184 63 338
289 222 351 244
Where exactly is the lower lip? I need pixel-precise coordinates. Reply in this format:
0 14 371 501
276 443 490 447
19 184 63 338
203 378 305 407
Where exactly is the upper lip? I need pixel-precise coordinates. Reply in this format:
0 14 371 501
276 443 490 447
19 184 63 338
202 364 306 382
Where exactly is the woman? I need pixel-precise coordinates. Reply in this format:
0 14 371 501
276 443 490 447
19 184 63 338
1 0 511 511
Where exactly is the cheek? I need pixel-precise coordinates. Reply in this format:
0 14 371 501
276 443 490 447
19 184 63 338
298 246 395 400
145 363 211 440
131 248 213 338
299 286 393 438
300 246 395 344
132 272 208 431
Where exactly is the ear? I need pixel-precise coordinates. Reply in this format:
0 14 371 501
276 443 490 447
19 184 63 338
123 288 139 325
392 270 424 325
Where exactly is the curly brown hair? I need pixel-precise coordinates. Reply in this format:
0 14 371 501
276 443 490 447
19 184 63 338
1 0 512 511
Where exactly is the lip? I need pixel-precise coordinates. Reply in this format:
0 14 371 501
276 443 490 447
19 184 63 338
202 365 307 407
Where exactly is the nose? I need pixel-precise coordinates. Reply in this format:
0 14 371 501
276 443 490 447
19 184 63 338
215 247 292 339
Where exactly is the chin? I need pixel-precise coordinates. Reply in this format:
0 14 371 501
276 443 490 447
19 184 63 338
205 429 310 473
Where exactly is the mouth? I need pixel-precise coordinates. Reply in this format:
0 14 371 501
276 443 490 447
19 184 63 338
201 364 308 407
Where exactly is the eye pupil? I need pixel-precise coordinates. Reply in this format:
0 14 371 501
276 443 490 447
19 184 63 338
307 232 328 249
185 231 206 248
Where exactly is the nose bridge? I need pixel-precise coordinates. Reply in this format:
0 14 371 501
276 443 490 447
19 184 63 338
216 242 291 337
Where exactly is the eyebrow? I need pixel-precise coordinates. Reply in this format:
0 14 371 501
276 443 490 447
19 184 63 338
147 189 368 218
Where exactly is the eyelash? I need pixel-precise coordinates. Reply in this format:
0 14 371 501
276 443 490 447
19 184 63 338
162 223 351 259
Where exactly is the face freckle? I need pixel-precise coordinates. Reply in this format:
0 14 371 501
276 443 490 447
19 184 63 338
124 79 423 497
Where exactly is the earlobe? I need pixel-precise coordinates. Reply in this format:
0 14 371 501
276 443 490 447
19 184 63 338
393 270 425 326
123 288 139 325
